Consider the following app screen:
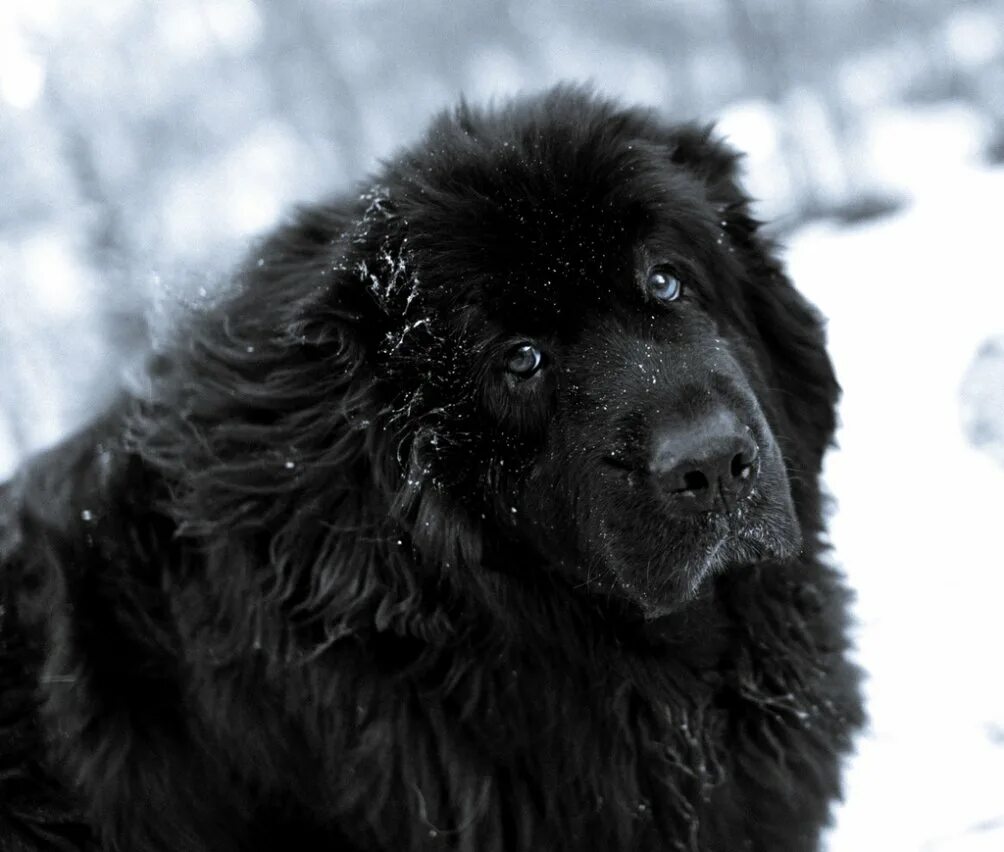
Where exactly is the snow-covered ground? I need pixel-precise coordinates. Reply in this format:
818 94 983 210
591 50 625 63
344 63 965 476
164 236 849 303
785 113 1004 850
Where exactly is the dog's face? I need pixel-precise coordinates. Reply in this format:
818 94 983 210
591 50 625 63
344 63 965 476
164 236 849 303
359 93 824 618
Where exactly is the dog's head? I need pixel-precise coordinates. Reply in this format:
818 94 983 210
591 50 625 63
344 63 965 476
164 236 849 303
343 88 838 617
140 88 837 628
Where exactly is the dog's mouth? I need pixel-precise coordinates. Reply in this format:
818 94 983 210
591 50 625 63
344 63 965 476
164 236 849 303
514 405 801 617
596 480 802 618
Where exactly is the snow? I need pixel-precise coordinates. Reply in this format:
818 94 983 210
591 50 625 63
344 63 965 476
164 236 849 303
157 1 262 67
961 338 1004 467
0 417 17 481
21 231 90 317
0 4 46 110
161 121 306 254
945 7 1003 70
716 100 794 226
784 108 1004 850
857 104 993 201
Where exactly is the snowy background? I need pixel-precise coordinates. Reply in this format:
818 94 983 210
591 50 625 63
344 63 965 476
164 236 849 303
1 1 1003 848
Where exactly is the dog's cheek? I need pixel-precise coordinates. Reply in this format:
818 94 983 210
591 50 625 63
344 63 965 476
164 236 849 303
410 485 483 571
506 452 580 563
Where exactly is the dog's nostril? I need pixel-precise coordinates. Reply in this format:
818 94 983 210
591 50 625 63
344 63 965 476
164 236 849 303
650 410 760 512
682 470 709 492
730 451 756 480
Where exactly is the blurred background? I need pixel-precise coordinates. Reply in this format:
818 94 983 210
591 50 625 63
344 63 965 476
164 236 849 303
1 0 1002 848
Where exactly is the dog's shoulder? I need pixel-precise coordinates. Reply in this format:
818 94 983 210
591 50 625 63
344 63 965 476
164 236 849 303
1 446 104 848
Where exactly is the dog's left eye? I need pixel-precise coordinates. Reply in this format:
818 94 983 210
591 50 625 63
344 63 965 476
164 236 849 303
505 343 543 377
647 268 682 302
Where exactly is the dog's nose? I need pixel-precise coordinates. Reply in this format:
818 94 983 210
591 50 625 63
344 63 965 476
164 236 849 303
650 409 758 512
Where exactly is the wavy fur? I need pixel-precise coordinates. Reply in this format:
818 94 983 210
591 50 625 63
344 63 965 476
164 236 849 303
0 87 863 852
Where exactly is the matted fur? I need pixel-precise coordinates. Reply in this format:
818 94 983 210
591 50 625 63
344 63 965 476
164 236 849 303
0 87 863 852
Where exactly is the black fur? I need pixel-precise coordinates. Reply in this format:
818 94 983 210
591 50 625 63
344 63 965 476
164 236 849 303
0 87 863 851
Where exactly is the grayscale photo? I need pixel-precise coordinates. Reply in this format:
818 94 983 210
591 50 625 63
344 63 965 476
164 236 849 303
1 1 1002 850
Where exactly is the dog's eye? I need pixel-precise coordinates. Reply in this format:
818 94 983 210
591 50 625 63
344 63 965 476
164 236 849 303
647 268 682 302
505 343 543 377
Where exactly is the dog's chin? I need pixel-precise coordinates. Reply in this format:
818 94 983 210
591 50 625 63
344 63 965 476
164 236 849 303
608 508 804 620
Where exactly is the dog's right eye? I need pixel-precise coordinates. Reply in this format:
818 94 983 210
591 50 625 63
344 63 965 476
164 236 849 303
505 343 543 377
646 267 683 302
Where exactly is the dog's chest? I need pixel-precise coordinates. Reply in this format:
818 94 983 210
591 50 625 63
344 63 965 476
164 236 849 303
345 652 734 851
219 599 842 852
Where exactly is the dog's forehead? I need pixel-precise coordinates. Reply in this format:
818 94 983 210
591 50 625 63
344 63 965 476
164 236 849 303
387 105 727 330
470 192 636 300
401 169 680 323
470 215 632 337
416 195 715 337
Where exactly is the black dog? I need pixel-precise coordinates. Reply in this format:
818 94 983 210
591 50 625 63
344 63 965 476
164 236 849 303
0 87 863 851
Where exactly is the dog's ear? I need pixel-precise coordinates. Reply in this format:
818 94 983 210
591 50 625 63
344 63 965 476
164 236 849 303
390 426 484 576
744 255 840 485
667 123 750 212
128 197 405 581
131 195 468 642
666 125 839 482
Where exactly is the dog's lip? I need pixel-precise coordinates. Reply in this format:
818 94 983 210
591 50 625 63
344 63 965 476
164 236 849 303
598 499 801 620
